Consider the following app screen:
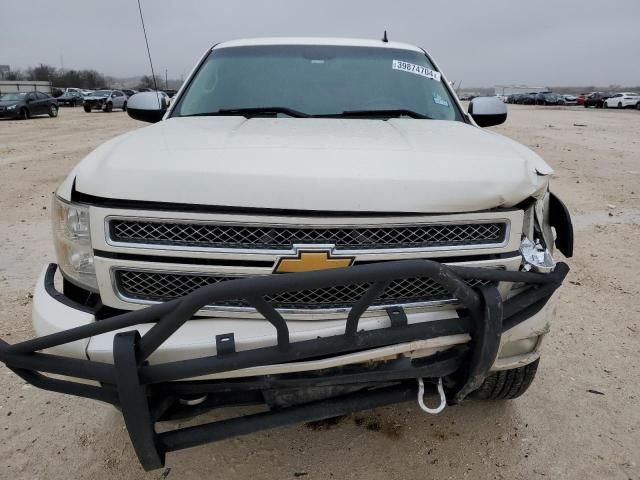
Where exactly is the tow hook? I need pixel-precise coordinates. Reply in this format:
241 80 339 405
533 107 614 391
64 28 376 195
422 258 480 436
417 377 447 414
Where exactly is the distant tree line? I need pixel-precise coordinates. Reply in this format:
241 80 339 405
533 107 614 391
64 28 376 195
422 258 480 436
3 63 112 89
138 74 164 90
3 64 172 91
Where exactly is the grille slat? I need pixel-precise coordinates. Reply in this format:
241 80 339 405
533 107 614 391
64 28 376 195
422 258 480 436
110 220 507 250
116 270 492 310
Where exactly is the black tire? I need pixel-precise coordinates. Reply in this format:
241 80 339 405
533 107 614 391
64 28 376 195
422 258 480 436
472 359 539 400
104 102 113 112
584 103 589 108
19 108 29 120
83 105 91 113
48 104 58 117
617 102 622 109
637 102 640 111
122 101 127 112
603 102 608 109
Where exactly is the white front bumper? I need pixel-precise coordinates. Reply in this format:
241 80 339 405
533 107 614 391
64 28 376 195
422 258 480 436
33 265 550 379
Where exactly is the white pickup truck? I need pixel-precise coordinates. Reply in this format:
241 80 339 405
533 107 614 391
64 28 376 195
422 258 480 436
0 37 572 470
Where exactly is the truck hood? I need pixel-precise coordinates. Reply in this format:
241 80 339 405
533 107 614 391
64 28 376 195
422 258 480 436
70 117 553 213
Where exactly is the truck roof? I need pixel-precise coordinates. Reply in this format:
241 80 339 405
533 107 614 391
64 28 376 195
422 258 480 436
212 37 424 53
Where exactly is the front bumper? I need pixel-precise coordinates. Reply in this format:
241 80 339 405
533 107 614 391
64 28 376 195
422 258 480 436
84 99 105 108
0 259 568 470
0 108 19 118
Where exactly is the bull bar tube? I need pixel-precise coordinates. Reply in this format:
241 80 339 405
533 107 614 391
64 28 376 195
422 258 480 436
0 258 569 470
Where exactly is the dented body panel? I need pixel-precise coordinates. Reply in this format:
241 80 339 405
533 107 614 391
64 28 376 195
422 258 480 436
70 118 552 213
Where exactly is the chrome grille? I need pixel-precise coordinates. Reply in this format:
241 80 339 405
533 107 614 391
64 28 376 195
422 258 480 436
115 269 493 310
109 220 507 250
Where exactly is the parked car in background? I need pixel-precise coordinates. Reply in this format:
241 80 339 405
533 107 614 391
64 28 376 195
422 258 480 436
534 92 551 105
158 90 170 105
80 89 94 96
584 92 611 108
83 89 128 112
58 90 85 107
507 93 523 104
604 92 640 109
0 91 58 119
520 92 538 105
562 95 577 105
538 93 565 105
122 89 138 98
164 89 178 98
576 93 589 105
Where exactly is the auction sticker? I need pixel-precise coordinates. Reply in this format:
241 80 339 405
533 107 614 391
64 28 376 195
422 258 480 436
392 60 441 82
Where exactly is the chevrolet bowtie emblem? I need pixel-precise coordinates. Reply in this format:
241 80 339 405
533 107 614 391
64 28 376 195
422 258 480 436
274 250 355 273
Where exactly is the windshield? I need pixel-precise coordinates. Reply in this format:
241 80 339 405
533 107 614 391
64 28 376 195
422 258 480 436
0 92 27 101
172 45 462 120
91 90 111 96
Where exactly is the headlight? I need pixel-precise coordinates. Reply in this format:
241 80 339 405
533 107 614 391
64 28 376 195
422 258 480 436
7 105 16 110
51 196 98 291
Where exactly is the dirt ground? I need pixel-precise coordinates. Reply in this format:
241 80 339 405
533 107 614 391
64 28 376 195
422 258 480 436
0 105 639 480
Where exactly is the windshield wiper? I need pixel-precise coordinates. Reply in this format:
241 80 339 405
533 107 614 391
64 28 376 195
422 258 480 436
322 109 432 119
183 107 311 118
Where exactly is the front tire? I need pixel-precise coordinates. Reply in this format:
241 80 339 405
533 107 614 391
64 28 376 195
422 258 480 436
617 102 623 109
19 108 29 120
104 102 113 112
473 359 539 400
122 101 127 111
48 104 58 117
83 105 91 113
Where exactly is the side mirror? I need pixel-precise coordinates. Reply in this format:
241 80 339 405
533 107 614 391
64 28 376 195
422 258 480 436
468 97 507 127
127 92 168 123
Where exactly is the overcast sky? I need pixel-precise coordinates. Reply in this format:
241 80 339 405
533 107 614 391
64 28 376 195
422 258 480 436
1 0 639 86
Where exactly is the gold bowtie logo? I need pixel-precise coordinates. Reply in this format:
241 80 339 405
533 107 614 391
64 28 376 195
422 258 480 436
274 251 355 274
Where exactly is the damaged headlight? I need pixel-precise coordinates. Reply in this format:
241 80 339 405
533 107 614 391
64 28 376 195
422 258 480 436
520 237 555 273
51 195 98 291
520 192 556 273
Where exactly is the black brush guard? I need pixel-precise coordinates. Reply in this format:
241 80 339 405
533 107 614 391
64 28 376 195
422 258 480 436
0 259 568 470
